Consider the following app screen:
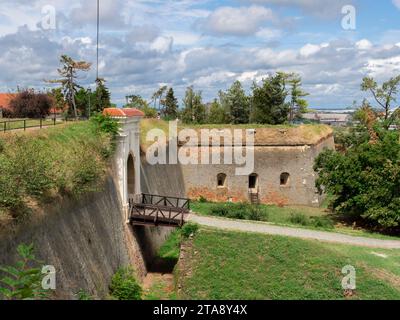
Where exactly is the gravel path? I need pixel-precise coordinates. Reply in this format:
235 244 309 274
188 214 400 249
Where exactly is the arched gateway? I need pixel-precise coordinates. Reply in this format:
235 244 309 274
103 108 190 226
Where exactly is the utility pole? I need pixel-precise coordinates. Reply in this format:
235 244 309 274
88 88 92 119
96 0 100 81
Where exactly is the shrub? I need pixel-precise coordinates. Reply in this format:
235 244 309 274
110 267 142 300
210 202 267 221
76 289 93 300
9 90 52 119
91 113 119 137
198 196 208 203
310 216 334 229
0 244 49 300
289 212 309 226
181 222 199 238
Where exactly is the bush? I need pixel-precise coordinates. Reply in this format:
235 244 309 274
90 113 120 137
109 267 142 300
210 202 267 222
181 222 199 238
0 244 49 300
289 213 309 226
9 90 52 119
310 216 334 229
198 196 208 203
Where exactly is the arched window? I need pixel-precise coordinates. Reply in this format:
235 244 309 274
280 172 290 186
217 173 227 188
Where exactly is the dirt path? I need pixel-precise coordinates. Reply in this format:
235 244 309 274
188 214 400 249
143 272 175 300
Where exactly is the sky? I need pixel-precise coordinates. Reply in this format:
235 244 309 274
0 0 399 109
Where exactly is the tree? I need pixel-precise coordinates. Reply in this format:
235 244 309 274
93 78 111 113
163 88 178 119
361 75 400 127
181 86 206 124
75 88 95 118
250 73 289 124
314 124 400 229
207 99 226 124
48 55 91 118
10 89 52 118
48 88 65 112
124 95 157 118
287 74 309 122
151 86 168 111
225 81 250 124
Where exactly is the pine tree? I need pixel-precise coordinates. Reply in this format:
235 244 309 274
163 88 178 119
93 78 111 113
226 81 250 124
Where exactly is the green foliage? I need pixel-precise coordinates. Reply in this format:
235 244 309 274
251 73 290 124
198 196 208 203
223 81 250 124
0 244 48 300
181 222 199 238
289 212 309 226
157 229 182 260
181 86 206 124
125 95 157 118
207 99 227 124
93 78 111 113
314 126 400 229
0 122 113 223
76 289 93 300
163 88 179 119
90 113 119 137
209 202 267 222
109 267 142 300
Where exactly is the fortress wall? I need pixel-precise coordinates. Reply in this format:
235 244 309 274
179 135 335 206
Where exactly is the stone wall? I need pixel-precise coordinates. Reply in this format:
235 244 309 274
141 134 334 207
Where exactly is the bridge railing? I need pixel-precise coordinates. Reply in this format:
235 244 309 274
140 193 190 212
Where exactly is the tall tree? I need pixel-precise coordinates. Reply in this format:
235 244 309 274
250 73 289 124
225 81 250 124
182 86 206 124
207 99 226 124
287 74 309 122
163 88 178 119
48 55 91 118
361 75 400 127
93 78 111 113
151 85 168 111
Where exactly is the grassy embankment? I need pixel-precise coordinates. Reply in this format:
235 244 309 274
0 121 114 228
177 228 400 300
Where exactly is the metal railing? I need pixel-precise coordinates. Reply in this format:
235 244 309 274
0 117 87 133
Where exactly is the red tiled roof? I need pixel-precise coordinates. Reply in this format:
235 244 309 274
0 93 17 110
103 108 144 118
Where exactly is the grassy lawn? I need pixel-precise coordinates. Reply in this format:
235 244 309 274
191 201 400 240
178 228 400 300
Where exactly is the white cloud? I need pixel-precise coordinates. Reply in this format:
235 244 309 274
356 39 373 51
150 36 173 54
300 43 322 57
393 0 400 9
202 5 275 36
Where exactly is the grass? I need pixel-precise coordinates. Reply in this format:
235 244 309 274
157 229 181 261
139 119 332 151
0 121 114 227
178 228 400 300
191 201 400 240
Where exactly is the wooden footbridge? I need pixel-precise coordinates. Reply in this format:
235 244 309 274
129 193 190 227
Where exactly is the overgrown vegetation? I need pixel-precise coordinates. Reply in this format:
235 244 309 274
0 244 49 300
0 118 117 226
109 267 142 300
178 228 400 300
